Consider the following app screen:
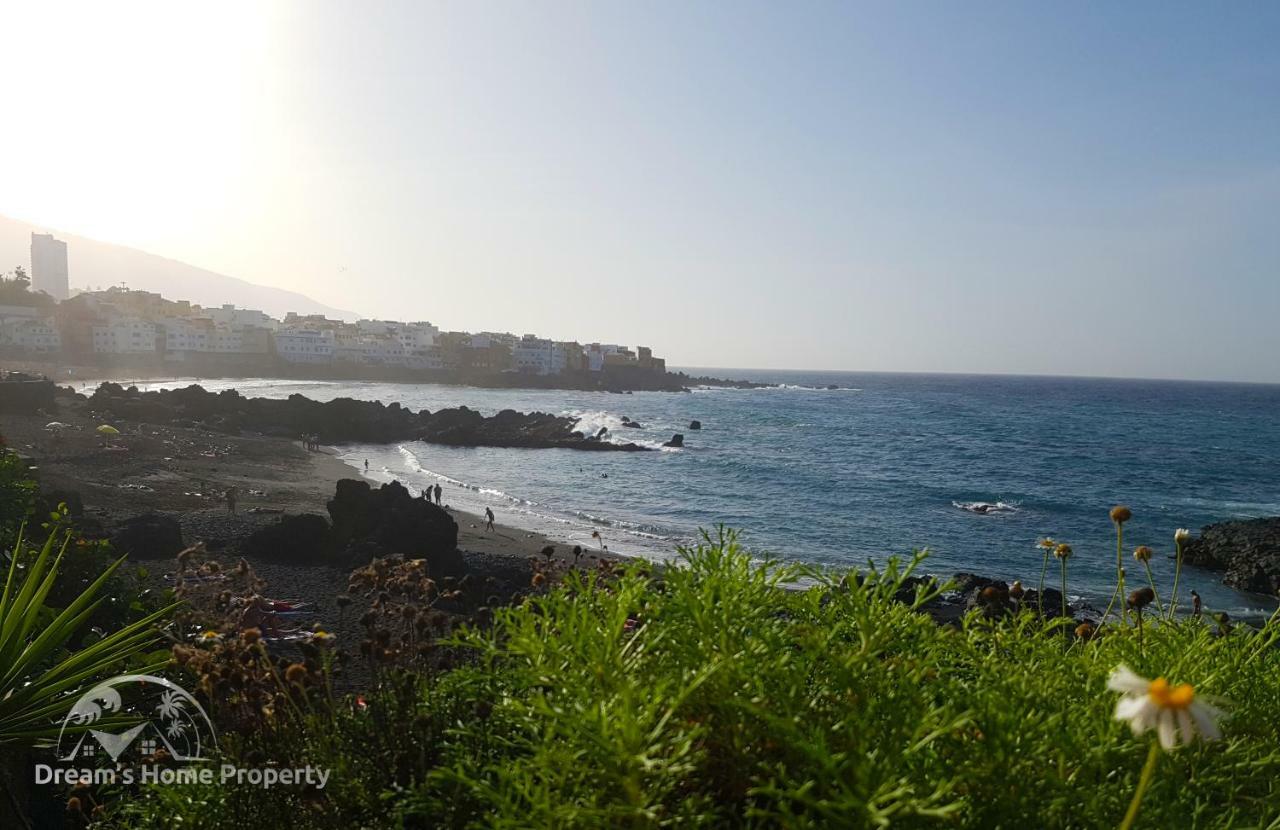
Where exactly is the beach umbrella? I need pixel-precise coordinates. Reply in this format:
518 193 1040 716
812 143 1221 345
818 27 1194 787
96 425 120 435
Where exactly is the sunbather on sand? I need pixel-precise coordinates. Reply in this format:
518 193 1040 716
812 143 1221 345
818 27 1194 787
237 594 293 638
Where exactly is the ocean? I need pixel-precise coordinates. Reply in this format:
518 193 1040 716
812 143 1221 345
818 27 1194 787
133 371 1280 618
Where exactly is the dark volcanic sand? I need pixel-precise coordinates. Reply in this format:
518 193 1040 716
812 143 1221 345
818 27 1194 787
0 395 629 648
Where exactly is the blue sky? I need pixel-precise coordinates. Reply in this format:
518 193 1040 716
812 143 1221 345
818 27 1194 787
2 2 1278 380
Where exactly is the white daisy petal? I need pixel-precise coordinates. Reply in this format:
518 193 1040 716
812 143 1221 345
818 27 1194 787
1189 703 1222 741
1177 709 1194 743
1115 696 1147 722
1157 710 1178 750
1132 701 1158 735
1108 665 1149 694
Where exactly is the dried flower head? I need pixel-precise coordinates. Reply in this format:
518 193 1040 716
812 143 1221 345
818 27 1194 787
241 627 261 645
1074 622 1097 641
284 663 308 684
1128 587 1156 609
1110 505 1133 524
1054 543 1073 559
1009 580 1025 599
1133 546 1154 563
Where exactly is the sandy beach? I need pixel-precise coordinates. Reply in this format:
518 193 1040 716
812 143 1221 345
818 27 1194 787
0 389 626 648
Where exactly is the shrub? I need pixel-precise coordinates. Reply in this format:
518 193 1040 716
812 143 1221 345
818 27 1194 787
101 530 1280 828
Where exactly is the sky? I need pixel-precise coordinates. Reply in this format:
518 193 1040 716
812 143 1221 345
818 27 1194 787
1 2 1278 382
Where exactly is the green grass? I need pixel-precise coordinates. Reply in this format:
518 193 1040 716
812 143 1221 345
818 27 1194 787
105 529 1280 829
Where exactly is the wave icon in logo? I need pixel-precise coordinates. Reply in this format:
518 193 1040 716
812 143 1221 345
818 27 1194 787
56 674 216 763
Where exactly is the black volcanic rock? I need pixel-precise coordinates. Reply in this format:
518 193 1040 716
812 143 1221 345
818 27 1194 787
1182 518 1280 595
663 434 685 448
327 479 463 575
243 514 332 563
0 377 56 414
689 420 702 430
111 513 184 560
84 383 650 451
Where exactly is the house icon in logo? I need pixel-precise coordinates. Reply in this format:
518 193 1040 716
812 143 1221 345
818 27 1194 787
57 674 216 763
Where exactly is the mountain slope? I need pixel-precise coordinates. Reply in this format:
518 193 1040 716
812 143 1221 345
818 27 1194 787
0 214 358 321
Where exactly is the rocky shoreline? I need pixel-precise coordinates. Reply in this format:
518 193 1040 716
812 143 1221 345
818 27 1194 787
1182 517 1280 596
85 381 653 450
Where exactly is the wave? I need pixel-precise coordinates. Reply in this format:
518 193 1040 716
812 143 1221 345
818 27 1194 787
388 444 683 553
565 409 683 451
952 500 1020 515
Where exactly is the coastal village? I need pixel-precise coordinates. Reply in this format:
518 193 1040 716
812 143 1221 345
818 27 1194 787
0 232 668 383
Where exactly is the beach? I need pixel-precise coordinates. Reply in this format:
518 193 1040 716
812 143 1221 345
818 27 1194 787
0 393 624 646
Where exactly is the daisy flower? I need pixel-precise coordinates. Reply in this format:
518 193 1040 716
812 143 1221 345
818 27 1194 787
1108 664 1223 750
306 629 337 646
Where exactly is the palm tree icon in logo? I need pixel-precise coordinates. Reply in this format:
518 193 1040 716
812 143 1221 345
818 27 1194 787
157 691 190 742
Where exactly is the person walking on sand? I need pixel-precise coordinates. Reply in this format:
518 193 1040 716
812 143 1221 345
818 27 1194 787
364 459 369 471
225 487 238 514
484 507 495 532
434 483 442 505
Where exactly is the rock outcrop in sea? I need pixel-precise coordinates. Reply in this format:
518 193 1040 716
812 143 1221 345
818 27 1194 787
1181 517 1280 595
84 383 649 451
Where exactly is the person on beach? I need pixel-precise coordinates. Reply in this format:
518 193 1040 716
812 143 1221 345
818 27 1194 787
484 507 495 532
434 483 443 505
238 595 286 637
1191 590 1202 617
225 487 237 514
364 459 369 471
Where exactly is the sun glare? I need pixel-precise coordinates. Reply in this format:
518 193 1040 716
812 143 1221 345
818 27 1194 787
0 2 278 249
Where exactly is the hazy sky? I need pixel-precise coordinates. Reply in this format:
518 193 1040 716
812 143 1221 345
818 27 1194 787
2 2 1278 381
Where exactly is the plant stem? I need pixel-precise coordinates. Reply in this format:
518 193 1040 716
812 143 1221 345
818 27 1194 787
1119 741 1161 830
1117 524 1127 625
1142 562 1164 616
1060 559 1069 624
1169 539 1184 620
1101 583 1121 627
1039 551 1049 617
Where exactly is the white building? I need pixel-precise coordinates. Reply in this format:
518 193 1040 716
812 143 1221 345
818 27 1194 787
513 335 554 374
161 317 214 354
585 343 626 372
397 321 438 349
203 304 278 332
275 328 335 363
0 317 61 352
335 333 407 365
30 233 69 301
92 317 158 354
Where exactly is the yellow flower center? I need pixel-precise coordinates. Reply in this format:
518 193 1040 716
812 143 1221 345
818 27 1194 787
1148 677 1195 709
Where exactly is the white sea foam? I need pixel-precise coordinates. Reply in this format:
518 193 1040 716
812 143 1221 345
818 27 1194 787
345 445 683 558
952 500 1020 515
565 409 683 450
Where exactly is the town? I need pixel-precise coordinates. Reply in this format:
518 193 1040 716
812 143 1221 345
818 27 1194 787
0 232 685 391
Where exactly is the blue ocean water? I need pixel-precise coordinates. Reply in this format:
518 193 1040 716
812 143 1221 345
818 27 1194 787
136 372 1280 617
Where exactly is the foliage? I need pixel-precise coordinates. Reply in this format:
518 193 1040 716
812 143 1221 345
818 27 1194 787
0 265 55 310
0 446 37 543
0 527 178 746
102 530 1280 828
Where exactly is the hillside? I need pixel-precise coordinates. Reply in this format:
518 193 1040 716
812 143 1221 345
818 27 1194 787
0 214 358 320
